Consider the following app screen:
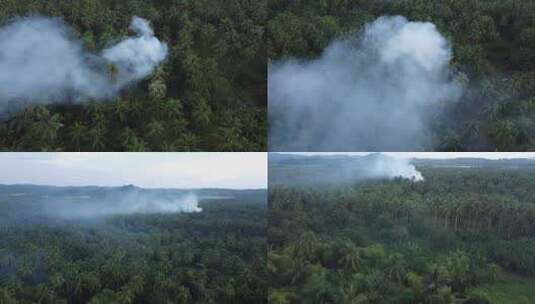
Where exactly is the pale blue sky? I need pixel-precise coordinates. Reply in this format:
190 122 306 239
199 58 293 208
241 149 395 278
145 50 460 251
0 153 267 189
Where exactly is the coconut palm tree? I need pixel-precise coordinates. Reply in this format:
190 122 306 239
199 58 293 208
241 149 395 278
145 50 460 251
69 121 87 151
338 243 364 274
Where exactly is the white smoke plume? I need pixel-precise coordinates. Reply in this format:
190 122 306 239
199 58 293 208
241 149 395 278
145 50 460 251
22 190 204 220
0 15 167 112
269 16 462 151
48 192 202 220
367 155 424 181
269 153 424 186
102 16 168 87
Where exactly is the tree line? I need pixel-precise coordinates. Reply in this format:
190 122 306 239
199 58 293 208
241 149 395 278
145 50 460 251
0 195 267 303
269 166 535 303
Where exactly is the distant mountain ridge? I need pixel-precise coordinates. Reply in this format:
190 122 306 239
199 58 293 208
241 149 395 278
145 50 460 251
271 153 535 168
269 153 535 187
0 184 267 198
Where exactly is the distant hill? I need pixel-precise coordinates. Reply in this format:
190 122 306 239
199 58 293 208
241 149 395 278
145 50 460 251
0 184 266 201
411 157 535 168
271 153 535 168
269 153 405 186
269 153 535 186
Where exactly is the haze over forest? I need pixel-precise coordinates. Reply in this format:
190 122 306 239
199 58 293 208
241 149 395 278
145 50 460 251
0 0 267 152
0 152 268 303
269 152 535 303
269 0 535 151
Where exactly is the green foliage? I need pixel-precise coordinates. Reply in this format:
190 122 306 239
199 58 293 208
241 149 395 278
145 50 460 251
0 0 266 151
0 190 267 303
469 274 535 304
268 0 535 151
269 164 535 303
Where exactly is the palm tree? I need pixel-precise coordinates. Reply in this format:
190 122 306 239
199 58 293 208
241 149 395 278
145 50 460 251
339 280 361 304
69 121 87 151
113 99 130 124
384 254 407 283
145 120 165 141
128 276 144 297
17 257 35 278
149 78 167 101
222 279 236 302
294 231 319 262
192 98 212 131
176 286 190 304
89 126 106 151
489 119 518 151
116 288 134 304
179 132 199 151
338 243 364 274
49 273 65 291
163 99 185 121
37 284 55 303
121 128 149 152
217 126 243 151
269 290 290 304
484 100 505 120
445 251 470 292
41 113 62 143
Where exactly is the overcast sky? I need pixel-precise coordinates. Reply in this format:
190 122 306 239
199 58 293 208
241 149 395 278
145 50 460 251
284 152 535 159
0 153 267 189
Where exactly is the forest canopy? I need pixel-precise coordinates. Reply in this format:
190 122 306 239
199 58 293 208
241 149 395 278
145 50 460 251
0 0 266 151
268 0 535 151
269 154 535 303
0 185 267 303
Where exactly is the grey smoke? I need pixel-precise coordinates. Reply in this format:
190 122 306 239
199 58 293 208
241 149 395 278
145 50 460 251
367 155 423 181
269 16 463 151
0 15 167 112
315 155 424 182
45 192 202 220
269 153 423 187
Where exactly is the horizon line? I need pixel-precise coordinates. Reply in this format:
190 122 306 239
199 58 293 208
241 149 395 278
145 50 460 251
0 183 267 191
272 152 535 160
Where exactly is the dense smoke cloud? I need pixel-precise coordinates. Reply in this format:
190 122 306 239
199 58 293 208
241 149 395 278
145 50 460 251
320 154 425 182
269 16 462 151
366 155 423 181
102 17 168 87
0 15 167 113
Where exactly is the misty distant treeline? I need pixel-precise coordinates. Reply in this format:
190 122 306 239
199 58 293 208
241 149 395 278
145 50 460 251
269 154 535 186
268 0 535 151
269 153 424 186
0 186 267 303
0 0 266 151
269 161 535 303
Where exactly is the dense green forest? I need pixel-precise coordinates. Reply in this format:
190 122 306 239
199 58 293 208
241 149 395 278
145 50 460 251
268 156 535 303
0 186 267 303
268 0 535 151
0 0 266 151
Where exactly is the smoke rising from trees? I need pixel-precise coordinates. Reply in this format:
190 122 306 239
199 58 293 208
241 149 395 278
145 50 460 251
269 153 424 187
0 15 167 112
269 16 463 151
367 154 423 181
0 188 204 223
46 192 203 219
